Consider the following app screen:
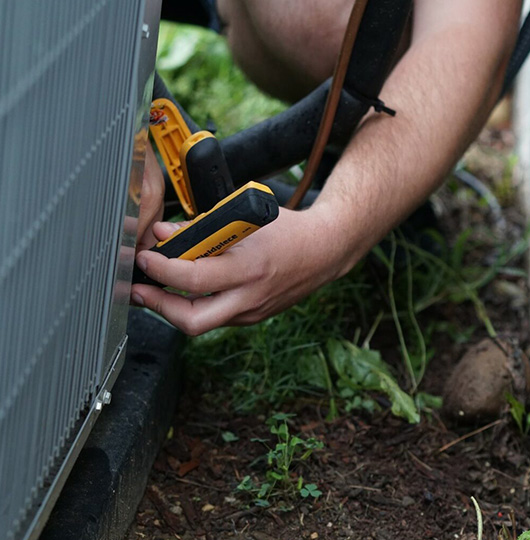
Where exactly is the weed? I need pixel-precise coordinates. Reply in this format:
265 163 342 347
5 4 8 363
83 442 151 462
496 508 523 540
236 413 323 506
505 393 530 436
185 267 374 412
327 338 420 423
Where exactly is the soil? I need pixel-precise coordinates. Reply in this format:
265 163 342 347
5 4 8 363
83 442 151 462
126 122 530 540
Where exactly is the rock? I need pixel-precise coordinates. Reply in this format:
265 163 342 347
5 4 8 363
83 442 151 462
442 337 530 422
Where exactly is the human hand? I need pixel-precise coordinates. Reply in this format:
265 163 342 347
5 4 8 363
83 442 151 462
136 140 165 253
130 202 354 335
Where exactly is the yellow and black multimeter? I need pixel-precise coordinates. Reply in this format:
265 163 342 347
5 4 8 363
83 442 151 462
132 182 279 287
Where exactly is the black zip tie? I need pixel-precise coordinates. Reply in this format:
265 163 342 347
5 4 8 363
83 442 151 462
348 89 396 116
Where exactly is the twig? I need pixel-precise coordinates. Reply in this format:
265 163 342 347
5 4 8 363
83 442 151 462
437 420 503 453
214 506 261 521
168 475 226 492
407 450 434 473
509 509 517 540
347 484 382 493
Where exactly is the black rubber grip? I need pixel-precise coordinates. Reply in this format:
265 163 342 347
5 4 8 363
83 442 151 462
185 137 235 214
132 186 279 287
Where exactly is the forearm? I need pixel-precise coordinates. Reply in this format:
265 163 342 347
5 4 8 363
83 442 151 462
313 0 521 275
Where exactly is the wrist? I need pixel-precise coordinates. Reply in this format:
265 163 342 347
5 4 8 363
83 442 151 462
301 198 364 280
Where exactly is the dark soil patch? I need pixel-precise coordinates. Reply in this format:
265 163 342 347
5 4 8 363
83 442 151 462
126 394 530 540
126 124 530 539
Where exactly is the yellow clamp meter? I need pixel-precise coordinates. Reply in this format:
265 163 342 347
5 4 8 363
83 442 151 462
132 182 279 287
149 98 234 218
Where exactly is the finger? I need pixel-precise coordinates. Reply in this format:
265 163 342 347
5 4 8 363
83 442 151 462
135 246 265 294
130 285 244 336
137 142 164 241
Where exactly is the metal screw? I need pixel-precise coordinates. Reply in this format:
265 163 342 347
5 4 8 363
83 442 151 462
142 23 150 39
95 391 112 411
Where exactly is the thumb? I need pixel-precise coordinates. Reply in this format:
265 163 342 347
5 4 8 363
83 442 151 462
153 220 190 241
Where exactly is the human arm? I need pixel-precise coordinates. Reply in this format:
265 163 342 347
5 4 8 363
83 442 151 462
131 0 521 335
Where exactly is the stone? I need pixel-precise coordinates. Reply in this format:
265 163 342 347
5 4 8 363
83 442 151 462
442 337 530 422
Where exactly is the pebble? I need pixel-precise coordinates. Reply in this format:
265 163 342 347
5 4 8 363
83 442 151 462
401 496 415 507
169 504 182 516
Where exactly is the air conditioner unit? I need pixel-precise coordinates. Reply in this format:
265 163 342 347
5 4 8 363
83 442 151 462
0 1 162 538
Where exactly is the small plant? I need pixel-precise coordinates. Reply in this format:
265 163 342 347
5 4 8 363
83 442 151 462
299 483 322 499
505 393 530 436
236 413 323 506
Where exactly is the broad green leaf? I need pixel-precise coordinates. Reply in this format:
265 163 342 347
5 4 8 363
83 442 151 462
327 339 419 423
378 372 420 423
297 353 329 389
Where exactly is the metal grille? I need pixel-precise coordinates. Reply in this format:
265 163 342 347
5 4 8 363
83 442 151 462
0 1 145 538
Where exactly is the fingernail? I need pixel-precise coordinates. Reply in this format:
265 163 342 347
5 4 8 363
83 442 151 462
160 222 182 233
136 255 147 272
131 293 144 306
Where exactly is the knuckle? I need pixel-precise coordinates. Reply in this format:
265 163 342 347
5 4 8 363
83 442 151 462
153 298 164 316
250 297 267 314
181 317 204 337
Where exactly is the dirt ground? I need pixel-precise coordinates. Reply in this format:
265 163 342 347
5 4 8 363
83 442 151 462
126 122 530 540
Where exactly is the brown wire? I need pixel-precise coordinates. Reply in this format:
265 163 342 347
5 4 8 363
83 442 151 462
286 0 370 210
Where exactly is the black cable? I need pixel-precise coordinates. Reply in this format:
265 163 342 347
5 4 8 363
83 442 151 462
502 12 530 96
